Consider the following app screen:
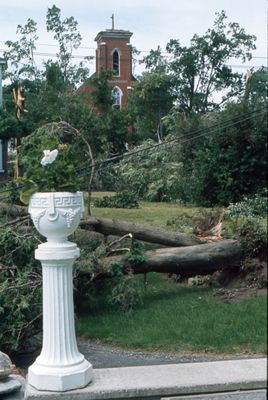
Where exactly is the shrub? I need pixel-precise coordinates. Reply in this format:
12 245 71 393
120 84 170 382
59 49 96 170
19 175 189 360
238 217 267 257
2 181 21 205
0 228 42 352
108 273 143 313
226 191 267 218
0 266 42 353
94 191 139 209
224 193 267 256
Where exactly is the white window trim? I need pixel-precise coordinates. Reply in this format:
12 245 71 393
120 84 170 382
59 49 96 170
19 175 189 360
112 86 123 109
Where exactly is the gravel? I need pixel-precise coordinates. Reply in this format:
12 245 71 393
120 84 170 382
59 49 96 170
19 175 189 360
76 340 263 369
13 338 264 376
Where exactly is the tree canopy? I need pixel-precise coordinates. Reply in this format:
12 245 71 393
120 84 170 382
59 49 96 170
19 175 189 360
142 10 256 117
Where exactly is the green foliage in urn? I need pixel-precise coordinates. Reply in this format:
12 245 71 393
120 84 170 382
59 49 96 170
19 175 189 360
18 126 82 204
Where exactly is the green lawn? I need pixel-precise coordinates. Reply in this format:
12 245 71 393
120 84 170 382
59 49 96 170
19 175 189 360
77 192 267 354
90 192 203 232
77 274 267 354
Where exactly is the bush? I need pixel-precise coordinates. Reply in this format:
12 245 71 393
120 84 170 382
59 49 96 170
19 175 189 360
108 273 143 313
0 228 42 352
226 191 267 218
94 191 139 209
224 193 267 256
2 181 21 205
238 217 267 257
0 267 42 353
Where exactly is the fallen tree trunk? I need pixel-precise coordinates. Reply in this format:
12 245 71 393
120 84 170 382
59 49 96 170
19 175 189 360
0 215 29 228
0 202 28 217
80 217 204 247
101 239 242 278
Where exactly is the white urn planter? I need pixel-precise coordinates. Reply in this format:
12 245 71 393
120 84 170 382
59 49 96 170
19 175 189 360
27 192 93 391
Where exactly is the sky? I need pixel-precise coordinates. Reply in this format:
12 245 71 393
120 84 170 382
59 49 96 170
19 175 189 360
0 0 267 77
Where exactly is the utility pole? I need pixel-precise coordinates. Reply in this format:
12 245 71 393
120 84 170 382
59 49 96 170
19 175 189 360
0 57 6 174
0 58 5 107
13 85 28 178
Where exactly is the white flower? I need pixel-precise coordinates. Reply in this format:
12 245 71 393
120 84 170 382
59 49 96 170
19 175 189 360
40 149 59 166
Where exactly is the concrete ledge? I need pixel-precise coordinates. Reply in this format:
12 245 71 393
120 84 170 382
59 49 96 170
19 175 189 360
2 375 26 399
162 389 267 399
25 358 267 400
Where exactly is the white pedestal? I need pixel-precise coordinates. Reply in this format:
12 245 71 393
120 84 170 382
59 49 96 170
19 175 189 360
27 241 93 391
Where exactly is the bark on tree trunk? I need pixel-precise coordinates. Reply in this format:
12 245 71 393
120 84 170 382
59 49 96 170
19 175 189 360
101 240 242 278
0 202 28 217
80 217 204 247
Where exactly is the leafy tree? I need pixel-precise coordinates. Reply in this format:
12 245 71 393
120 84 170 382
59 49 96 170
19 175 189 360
127 71 175 141
1 6 91 145
243 66 268 106
88 68 114 113
116 137 183 201
3 18 39 81
175 103 267 205
1 7 99 164
46 4 90 86
84 68 130 156
143 10 256 115
120 65 267 205
163 67 267 205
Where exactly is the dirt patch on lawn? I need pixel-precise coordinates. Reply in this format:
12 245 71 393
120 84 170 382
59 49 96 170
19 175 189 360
212 256 267 303
212 287 267 303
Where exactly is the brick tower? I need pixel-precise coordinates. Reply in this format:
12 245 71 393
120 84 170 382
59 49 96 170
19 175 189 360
95 25 134 108
79 19 134 109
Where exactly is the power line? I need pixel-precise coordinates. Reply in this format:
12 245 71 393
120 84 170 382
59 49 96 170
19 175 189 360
0 106 266 199
0 40 267 59
87 108 267 172
0 49 264 70
73 107 267 178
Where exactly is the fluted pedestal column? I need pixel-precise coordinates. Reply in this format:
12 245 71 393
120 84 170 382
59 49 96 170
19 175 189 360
27 192 92 391
28 241 92 391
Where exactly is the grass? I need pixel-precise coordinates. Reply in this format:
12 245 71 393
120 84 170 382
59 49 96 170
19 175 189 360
89 192 266 239
90 192 204 232
77 192 267 354
76 274 267 354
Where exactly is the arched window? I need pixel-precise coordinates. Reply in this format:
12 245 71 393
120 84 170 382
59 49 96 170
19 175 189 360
112 49 120 76
112 86 123 109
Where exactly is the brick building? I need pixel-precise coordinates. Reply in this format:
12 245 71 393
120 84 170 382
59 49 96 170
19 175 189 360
79 26 135 108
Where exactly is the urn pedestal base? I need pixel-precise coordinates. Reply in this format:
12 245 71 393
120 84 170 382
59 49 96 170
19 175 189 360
28 359 93 392
27 192 93 392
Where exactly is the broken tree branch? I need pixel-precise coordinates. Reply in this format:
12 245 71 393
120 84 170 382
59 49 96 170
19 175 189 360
100 239 242 278
80 217 205 247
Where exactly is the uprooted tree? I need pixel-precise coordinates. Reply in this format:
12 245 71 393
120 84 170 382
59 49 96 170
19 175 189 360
78 216 242 279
